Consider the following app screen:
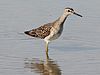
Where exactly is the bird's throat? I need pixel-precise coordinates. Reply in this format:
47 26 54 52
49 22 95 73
58 13 69 25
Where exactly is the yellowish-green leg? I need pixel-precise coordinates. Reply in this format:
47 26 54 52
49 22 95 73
45 42 49 56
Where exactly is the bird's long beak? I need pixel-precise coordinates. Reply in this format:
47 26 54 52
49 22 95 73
73 12 82 17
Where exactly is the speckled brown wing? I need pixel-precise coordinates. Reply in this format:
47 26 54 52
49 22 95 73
24 23 52 39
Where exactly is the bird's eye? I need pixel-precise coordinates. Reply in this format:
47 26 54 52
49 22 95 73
68 10 71 12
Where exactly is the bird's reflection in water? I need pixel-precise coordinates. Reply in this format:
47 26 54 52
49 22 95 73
24 55 61 75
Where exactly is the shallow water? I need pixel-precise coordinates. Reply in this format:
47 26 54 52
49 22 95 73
0 0 100 75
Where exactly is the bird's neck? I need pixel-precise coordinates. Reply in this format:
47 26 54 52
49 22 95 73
58 12 69 25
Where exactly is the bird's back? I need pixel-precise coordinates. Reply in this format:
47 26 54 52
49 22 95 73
24 23 53 39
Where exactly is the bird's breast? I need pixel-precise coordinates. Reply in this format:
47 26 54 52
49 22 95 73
44 25 63 42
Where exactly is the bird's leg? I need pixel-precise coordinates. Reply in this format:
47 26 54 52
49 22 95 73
46 51 49 60
45 42 49 56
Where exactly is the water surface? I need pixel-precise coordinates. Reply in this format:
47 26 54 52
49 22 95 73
0 0 100 75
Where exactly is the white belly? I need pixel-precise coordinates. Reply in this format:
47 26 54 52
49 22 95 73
49 32 61 41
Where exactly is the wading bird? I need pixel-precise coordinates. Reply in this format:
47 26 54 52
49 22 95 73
24 7 82 55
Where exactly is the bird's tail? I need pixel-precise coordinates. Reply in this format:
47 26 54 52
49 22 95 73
24 31 30 35
24 30 38 37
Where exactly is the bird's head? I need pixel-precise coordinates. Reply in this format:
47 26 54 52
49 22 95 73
64 7 82 17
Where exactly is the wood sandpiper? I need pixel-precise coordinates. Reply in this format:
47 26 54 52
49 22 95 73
24 7 82 55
